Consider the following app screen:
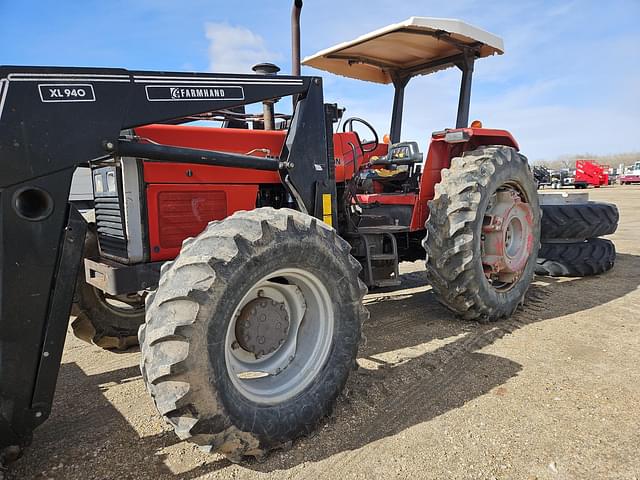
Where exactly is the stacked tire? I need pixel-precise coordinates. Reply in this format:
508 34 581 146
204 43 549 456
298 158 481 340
536 199 618 277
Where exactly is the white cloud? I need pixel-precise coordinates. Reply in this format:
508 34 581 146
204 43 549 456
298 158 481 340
205 23 282 73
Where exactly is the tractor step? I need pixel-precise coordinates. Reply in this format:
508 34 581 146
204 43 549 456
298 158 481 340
356 225 410 234
375 278 402 287
349 231 401 288
370 253 397 261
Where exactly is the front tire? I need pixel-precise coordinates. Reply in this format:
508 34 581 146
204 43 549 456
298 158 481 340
140 208 366 461
422 146 541 321
71 224 145 350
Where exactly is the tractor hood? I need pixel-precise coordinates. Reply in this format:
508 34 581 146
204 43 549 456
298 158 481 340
302 17 504 84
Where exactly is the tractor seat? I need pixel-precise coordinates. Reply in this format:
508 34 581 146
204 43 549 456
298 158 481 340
357 166 409 193
370 141 422 167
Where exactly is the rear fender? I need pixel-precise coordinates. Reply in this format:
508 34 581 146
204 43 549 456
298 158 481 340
411 128 520 230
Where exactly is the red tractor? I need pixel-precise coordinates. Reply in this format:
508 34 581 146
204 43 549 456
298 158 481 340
0 3 540 465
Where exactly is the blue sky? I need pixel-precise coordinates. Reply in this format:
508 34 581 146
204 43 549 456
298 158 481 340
2 0 639 160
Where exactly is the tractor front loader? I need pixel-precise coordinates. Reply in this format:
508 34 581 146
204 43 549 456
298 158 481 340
0 5 541 465
0 66 358 462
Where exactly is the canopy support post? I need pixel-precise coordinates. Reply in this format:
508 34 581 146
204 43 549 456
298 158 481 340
390 75 409 144
455 50 475 129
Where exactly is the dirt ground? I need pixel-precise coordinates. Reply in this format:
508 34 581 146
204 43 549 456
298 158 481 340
8 186 640 480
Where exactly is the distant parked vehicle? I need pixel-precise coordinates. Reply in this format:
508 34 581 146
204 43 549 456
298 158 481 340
533 165 552 188
574 160 608 189
550 169 574 189
620 161 640 185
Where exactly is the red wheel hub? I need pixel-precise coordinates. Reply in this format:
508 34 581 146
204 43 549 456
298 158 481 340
482 189 534 285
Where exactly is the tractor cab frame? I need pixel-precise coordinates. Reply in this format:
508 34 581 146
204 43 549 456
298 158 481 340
303 18 518 287
0 66 335 455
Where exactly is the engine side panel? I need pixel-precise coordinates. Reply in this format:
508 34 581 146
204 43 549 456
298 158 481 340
146 183 259 261
135 126 375 262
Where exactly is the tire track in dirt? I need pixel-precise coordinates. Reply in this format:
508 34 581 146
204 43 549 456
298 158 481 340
296 287 552 479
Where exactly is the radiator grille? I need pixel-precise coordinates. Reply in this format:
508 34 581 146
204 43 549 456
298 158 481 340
157 190 227 248
93 167 129 261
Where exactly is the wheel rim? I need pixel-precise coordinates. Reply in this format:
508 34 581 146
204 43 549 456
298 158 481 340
481 184 535 291
224 268 334 404
91 288 146 317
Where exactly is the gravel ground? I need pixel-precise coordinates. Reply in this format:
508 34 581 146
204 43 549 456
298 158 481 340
7 186 640 480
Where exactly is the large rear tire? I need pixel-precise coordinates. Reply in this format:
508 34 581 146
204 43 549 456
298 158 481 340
140 208 366 461
71 224 145 350
423 146 541 321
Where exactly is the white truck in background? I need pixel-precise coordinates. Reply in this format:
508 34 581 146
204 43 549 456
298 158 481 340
620 161 640 185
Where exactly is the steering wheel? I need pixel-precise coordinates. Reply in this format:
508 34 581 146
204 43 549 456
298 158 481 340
342 117 379 153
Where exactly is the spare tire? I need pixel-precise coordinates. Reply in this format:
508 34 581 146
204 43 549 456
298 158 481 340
535 238 615 277
541 202 618 241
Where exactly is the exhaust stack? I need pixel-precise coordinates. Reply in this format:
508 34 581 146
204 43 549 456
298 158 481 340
291 0 303 76
252 62 281 130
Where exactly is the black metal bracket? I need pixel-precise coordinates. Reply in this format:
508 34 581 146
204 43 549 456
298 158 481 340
30 206 87 422
84 258 162 295
112 140 284 171
280 78 337 225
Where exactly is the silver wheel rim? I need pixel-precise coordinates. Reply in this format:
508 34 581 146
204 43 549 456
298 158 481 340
224 268 334 404
91 288 146 317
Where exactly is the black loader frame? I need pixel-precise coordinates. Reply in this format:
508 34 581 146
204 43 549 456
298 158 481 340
0 66 334 454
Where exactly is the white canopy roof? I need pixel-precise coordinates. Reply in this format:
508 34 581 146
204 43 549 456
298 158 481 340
302 17 504 84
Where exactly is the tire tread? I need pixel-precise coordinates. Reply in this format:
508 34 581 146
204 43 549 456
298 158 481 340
140 207 367 461
540 202 619 240
536 238 615 277
423 146 541 321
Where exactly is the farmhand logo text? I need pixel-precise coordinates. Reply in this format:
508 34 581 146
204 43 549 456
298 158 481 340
170 87 227 99
145 85 245 102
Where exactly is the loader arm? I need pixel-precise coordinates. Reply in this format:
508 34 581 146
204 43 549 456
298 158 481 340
0 66 334 453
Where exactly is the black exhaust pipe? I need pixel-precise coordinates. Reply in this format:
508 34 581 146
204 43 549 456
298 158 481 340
291 0 302 76
291 0 302 109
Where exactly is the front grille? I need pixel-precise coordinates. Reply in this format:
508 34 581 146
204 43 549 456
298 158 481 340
157 190 227 248
93 166 129 261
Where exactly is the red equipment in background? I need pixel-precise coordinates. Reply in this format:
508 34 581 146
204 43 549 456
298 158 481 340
575 160 609 188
